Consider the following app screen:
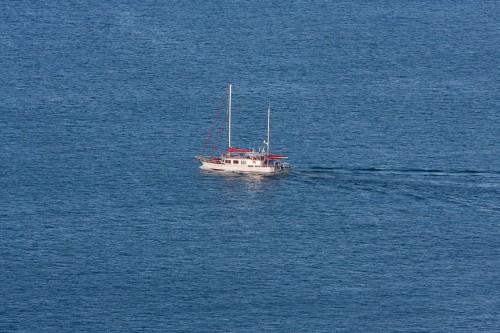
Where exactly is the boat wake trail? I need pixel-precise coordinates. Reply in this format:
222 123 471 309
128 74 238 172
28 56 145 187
292 166 500 193
290 166 500 212
300 166 500 178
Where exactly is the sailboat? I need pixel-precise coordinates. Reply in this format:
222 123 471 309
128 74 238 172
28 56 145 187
196 84 290 174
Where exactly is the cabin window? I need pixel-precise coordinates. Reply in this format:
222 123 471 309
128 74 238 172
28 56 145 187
241 160 246 165
225 160 230 164
233 160 239 164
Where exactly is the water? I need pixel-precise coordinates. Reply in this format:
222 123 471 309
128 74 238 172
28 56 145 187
1 1 499 331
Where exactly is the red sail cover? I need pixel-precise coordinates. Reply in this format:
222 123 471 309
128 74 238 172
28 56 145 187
229 147 253 153
268 154 288 160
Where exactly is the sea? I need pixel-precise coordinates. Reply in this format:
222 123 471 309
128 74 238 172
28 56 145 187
1 1 499 331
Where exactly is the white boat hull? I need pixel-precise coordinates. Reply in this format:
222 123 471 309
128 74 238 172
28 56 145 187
198 158 288 174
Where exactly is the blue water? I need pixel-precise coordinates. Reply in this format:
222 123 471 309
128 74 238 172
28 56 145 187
1 1 499 331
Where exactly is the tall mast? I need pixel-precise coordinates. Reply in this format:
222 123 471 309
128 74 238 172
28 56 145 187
228 84 232 149
267 105 271 154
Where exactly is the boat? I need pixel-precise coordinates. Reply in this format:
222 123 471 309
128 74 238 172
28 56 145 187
196 84 290 174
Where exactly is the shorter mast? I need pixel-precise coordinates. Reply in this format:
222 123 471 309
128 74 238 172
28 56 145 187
228 84 232 150
267 105 271 154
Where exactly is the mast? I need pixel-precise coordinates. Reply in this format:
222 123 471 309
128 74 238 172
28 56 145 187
267 105 271 154
228 84 232 149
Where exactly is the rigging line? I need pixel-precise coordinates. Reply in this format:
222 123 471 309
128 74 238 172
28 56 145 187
200 90 228 156
211 108 229 157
